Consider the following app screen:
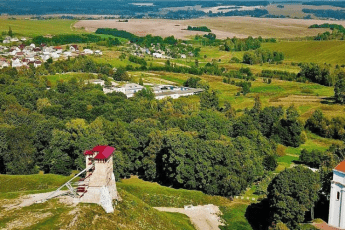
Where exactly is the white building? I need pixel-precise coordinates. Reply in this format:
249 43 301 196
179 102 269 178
3 40 10 44
103 83 144 97
10 37 19 42
329 161 345 228
12 58 22 68
153 53 162 58
181 54 187 59
95 50 103 56
0 61 9 69
34 60 42 68
84 49 94 55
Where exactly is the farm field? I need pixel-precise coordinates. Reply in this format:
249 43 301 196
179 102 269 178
131 70 342 119
265 3 345 18
0 19 85 37
262 40 345 65
74 17 340 39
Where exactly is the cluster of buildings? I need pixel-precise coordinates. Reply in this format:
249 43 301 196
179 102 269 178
130 43 194 59
0 41 103 69
93 80 204 99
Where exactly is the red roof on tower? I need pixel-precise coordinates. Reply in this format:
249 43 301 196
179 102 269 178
93 145 115 160
84 150 94 155
335 161 345 173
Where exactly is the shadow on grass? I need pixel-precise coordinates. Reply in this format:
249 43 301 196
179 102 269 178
245 196 329 230
245 198 271 230
320 97 337 105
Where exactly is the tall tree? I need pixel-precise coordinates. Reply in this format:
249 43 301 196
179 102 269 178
267 166 320 229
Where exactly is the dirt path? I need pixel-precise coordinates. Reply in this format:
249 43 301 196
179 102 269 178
4 190 74 210
155 204 224 230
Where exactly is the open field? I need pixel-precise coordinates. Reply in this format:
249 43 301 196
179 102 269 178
0 19 86 37
74 17 342 39
263 40 345 65
266 3 345 18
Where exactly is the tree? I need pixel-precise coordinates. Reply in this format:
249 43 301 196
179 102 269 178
267 166 320 229
263 155 277 171
134 88 155 100
139 76 144 86
8 26 12 37
200 90 219 110
335 72 345 104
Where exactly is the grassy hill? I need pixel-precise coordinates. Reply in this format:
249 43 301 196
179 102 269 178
262 40 345 65
0 174 252 230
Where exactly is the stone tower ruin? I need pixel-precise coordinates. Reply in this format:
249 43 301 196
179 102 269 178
41 145 119 213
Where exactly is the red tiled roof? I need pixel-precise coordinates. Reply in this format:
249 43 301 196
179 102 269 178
335 161 345 173
84 150 94 155
93 145 115 160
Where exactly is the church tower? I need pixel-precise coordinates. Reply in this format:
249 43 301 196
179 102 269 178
329 160 345 229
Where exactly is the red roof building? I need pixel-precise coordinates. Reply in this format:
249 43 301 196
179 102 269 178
83 145 115 160
335 161 345 173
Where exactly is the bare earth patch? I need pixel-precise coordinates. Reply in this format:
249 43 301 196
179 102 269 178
5 212 53 230
74 17 345 39
155 204 224 230
4 191 75 210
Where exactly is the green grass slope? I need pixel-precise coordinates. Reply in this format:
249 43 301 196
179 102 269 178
0 175 196 230
262 40 345 65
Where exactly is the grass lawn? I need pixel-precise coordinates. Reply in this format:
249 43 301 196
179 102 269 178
220 204 252 230
0 19 85 37
118 176 232 208
46 72 97 86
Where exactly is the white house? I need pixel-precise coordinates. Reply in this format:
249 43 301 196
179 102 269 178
30 43 36 48
181 54 186 59
0 61 9 69
41 54 51 62
34 60 42 68
95 50 103 56
329 161 345 228
20 37 27 41
70 45 79 52
51 52 60 59
12 58 22 68
153 53 162 58
10 37 19 42
64 51 72 57
84 49 94 55
3 40 10 44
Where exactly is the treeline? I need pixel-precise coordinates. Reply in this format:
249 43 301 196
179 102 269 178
129 55 147 66
187 26 211 32
310 23 345 40
243 49 284 64
306 109 345 140
95 28 177 46
303 9 345 20
259 70 297 81
32 34 121 46
221 36 276 52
